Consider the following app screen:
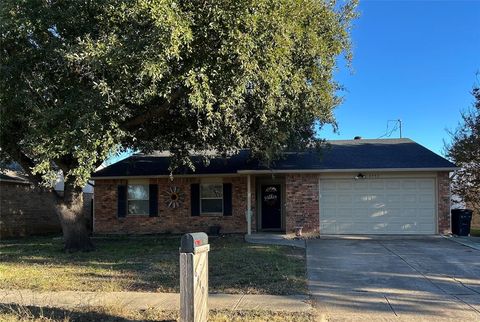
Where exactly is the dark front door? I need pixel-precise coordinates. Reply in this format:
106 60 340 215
261 184 282 230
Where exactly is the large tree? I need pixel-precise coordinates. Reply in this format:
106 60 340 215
445 85 480 215
0 0 357 251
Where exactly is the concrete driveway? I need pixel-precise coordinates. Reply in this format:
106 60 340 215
307 236 480 321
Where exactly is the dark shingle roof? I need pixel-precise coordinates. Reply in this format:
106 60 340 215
92 138 456 178
0 170 30 184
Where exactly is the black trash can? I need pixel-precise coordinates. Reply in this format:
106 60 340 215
451 209 473 236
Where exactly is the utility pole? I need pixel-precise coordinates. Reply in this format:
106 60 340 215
398 119 402 138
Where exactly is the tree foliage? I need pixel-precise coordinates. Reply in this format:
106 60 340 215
1 0 357 250
445 85 480 214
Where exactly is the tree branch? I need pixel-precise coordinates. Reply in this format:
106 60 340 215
120 87 185 131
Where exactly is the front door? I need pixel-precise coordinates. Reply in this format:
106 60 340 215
261 184 282 230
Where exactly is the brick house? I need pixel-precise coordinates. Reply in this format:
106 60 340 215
91 138 457 236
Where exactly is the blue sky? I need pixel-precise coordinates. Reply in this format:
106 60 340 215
319 0 480 155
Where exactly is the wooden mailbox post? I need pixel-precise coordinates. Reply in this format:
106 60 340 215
180 232 210 322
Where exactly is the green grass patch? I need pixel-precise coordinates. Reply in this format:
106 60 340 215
0 235 306 295
470 227 480 237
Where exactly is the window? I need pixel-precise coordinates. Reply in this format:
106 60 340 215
127 184 149 215
200 183 223 215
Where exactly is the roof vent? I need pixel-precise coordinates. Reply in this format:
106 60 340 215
354 136 362 140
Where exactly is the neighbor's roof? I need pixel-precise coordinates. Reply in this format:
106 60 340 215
91 138 457 178
0 170 30 184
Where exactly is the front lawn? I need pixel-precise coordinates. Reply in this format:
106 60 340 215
0 304 317 322
0 235 306 295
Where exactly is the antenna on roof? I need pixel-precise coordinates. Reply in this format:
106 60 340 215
378 119 402 139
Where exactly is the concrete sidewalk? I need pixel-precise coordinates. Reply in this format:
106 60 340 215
0 289 311 312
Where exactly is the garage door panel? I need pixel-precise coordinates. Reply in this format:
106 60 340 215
419 180 435 189
322 181 338 190
386 180 402 189
320 178 436 235
321 194 337 204
337 181 354 190
403 194 417 203
402 180 418 189
354 181 369 190
419 194 435 203
369 210 385 219
369 180 385 189
336 194 353 204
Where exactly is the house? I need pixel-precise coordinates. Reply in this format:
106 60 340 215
0 170 62 238
0 169 94 239
91 138 457 236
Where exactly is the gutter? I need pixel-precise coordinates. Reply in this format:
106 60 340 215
236 167 459 174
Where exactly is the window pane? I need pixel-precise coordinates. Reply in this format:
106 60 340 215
201 199 223 213
128 200 149 215
201 184 223 198
128 185 149 200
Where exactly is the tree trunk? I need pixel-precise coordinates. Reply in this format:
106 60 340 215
56 181 95 252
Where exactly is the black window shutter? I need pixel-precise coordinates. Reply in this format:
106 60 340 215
149 184 158 217
223 183 232 216
191 184 200 216
117 185 127 218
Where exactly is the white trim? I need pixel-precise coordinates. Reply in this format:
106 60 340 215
238 167 457 174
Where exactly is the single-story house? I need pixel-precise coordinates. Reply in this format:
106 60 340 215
91 138 457 236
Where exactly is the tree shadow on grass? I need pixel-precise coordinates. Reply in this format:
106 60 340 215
0 234 307 295
0 303 177 322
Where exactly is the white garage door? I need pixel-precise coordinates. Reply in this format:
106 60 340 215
320 178 436 234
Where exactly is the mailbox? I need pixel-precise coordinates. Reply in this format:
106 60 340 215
180 232 209 254
180 232 210 322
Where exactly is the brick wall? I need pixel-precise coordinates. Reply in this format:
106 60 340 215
437 171 451 234
94 176 254 234
285 174 319 234
0 182 61 238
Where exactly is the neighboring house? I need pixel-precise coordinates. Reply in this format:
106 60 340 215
91 138 457 236
0 170 61 238
0 170 93 239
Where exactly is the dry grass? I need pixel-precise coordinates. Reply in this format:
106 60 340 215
0 303 317 322
0 235 306 295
